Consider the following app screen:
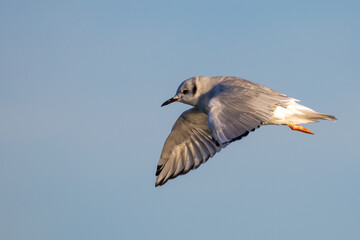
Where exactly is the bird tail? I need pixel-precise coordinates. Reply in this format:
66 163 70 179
287 100 337 124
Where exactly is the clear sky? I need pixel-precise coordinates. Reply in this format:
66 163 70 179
1 0 359 239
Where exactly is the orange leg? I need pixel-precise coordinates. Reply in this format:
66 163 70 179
288 123 314 135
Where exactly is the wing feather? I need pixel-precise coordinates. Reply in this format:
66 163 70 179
155 107 223 187
191 133 211 162
183 145 194 173
207 77 290 144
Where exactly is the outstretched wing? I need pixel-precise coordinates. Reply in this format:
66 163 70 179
156 107 223 187
207 78 290 145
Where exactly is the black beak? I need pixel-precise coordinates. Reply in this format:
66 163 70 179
161 97 179 107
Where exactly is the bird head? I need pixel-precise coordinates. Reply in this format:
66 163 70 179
161 77 198 107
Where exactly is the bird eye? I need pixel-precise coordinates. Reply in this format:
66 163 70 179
183 89 189 94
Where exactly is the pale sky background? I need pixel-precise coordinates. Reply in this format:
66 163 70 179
1 1 359 239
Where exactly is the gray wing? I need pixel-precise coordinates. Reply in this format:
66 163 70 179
156 107 223 187
208 77 290 145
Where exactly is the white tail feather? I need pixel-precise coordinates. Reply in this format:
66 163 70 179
266 99 337 125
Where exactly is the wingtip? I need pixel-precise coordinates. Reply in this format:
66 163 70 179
155 179 164 187
155 174 165 187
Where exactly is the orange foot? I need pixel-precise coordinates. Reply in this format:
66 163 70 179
288 123 314 135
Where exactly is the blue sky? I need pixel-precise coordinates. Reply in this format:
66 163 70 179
0 0 359 239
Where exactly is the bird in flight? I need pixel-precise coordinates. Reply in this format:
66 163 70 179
155 76 336 187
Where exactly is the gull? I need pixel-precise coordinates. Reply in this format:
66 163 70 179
155 76 337 186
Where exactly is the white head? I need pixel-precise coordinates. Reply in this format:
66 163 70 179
161 77 199 107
